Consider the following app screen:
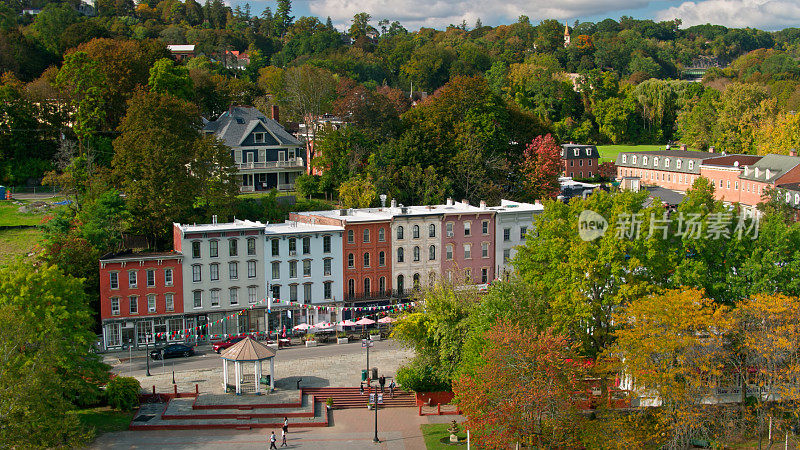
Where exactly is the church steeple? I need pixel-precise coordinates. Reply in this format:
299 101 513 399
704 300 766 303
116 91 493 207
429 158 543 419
564 21 571 47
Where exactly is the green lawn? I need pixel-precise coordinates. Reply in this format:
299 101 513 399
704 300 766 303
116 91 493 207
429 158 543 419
597 144 667 163
0 201 50 226
0 228 43 264
421 423 468 449
73 406 134 435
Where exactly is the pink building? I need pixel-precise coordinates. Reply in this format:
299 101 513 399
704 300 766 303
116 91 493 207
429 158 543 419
440 199 496 285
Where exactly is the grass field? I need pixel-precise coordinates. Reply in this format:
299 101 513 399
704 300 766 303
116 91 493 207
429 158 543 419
0 201 49 226
597 144 667 162
0 228 43 264
73 406 134 435
421 423 468 449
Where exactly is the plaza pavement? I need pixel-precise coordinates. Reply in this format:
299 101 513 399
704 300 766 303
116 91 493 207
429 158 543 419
92 407 464 449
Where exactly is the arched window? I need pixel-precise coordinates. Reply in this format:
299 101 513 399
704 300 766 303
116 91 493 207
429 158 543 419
413 246 420 262
347 229 354 243
412 225 420 239
396 226 404 240
429 245 436 260
378 228 385 242
397 247 404 263
364 278 371 296
379 251 385 266
347 253 354 268
363 252 370 267
363 229 370 243
412 273 420 290
396 275 404 294
379 277 386 295
429 224 436 237
348 279 355 297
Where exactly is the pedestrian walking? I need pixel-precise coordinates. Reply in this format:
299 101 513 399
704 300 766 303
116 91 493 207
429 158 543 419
269 431 277 449
389 380 395 398
281 427 287 447
360 382 364 395
379 376 386 393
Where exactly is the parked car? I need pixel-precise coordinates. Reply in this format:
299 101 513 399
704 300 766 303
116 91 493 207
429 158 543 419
150 343 195 360
211 335 254 353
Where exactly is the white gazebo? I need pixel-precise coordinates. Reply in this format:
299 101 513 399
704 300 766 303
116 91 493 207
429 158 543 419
220 337 276 395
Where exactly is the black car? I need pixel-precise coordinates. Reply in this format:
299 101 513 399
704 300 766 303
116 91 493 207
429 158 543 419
150 343 195 360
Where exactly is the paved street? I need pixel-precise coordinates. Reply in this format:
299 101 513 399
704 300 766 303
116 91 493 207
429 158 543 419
92 407 463 449
109 339 414 393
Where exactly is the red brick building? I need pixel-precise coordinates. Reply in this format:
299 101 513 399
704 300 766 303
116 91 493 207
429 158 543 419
290 209 394 301
99 252 184 349
698 155 763 204
562 144 600 178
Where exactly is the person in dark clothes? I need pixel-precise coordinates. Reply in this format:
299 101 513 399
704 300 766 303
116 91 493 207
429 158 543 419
269 431 277 449
389 380 395 398
379 376 386 393
281 427 287 447
360 382 364 395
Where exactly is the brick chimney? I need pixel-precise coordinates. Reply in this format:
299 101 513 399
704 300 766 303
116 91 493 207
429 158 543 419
479 200 486 209
462 199 469 205
271 105 280 123
680 144 687 151
791 149 798 157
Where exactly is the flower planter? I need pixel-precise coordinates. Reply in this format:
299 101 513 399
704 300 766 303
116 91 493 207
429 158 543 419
369 334 381 341
305 340 317 347
337 338 349 344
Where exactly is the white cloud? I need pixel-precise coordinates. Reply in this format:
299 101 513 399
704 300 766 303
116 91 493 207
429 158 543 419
655 0 800 30
308 0 651 30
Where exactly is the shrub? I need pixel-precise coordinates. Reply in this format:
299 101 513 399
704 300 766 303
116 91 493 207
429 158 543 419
106 376 141 410
337 331 347 338
396 360 451 392
304 333 316 341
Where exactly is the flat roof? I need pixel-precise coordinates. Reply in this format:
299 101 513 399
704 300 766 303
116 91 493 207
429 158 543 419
264 221 343 234
487 199 544 213
101 251 182 262
175 219 267 234
296 201 489 222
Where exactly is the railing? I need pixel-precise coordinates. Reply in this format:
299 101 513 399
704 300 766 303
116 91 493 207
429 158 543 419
236 158 304 170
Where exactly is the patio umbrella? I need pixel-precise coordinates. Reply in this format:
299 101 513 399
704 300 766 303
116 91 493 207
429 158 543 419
339 319 357 327
355 317 376 325
377 316 396 324
313 321 334 331
293 323 312 331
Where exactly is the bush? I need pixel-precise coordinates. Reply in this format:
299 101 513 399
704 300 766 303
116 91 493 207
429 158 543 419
106 376 141 411
396 360 451 392
337 331 347 338
304 333 316 341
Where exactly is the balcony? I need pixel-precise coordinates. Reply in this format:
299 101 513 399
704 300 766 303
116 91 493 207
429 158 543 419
236 158 304 172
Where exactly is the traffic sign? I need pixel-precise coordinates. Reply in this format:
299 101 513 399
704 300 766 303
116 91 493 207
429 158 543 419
361 339 374 348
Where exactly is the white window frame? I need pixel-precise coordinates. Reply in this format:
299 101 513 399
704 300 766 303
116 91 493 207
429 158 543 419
165 293 174 312
111 297 120 316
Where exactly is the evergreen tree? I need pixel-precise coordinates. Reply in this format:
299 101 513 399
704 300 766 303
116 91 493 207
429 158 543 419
274 0 293 37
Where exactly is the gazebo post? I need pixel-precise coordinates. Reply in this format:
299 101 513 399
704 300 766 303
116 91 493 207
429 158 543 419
235 361 241 395
270 357 275 391
223 359 228 392
255 361 260 395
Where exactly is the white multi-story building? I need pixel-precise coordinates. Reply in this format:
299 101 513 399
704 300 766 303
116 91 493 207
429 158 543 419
389 203 444 294
173 219 267 339
490 199 543 278
264 221 344 325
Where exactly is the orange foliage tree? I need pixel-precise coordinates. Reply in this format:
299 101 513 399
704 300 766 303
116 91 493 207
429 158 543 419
453 323 584 449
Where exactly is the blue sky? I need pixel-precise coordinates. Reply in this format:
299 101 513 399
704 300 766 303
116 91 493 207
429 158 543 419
228 0 800 32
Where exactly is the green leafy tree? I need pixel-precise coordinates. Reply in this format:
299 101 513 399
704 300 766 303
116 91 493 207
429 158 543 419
148 58 194 101
337 176 376 208
56 51 108 148
349 12 376 39
112 90 201 245
106 376 141 410
190 135 239 219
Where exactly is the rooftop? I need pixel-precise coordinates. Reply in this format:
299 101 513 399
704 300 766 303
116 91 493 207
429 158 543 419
100 251 182 262
561 144 600 160
740 154 800 183
487 199 544 213
294 199 489 222
175 219 267 234
618 149 721 159
203 106 301 148
167 44 195 52
701 154 763 168
263 221 343 234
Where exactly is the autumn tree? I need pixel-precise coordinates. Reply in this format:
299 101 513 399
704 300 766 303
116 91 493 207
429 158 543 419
610 289 729 449
454 324 584 449
521 133 562 201
148 57 194 101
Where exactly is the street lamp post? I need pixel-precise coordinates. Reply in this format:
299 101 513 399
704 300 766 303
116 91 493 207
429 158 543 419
371 379 380 443
145 334 151 377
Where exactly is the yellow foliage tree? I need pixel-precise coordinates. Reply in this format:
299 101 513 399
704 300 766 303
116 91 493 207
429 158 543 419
755 111 800 155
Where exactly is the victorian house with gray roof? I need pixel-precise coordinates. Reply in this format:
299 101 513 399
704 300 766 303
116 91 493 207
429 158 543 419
204 106 305 192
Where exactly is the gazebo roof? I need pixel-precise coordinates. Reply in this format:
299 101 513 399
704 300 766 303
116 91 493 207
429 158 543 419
220 337 276 361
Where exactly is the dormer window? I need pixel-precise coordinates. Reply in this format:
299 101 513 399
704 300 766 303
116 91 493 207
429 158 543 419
755 168 760 178
642 156 648 165
786 192 791 203
676 160 682 169
653 156 659 166
795 194 799 205
574 148 579 156
688 161 694 170
253 132 266 143
585 148 591 156
664 158 670 168
622 155 627 164
744 166 749 176
631 155 637 164
765 169 771 179
560 149 564 156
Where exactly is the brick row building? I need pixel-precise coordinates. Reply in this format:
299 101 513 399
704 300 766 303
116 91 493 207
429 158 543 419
99 199 542 350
